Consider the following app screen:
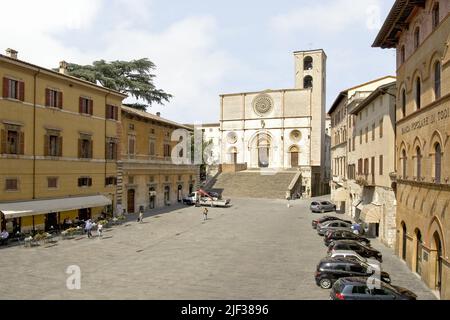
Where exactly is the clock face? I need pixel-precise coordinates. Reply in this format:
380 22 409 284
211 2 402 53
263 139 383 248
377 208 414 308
227 132 238 144
253 93 273 116
290 130 302 142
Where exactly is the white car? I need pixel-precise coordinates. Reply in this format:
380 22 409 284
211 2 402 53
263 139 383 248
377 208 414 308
328 250 382 270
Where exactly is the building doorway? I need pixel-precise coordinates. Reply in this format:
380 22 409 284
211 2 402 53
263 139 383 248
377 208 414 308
415 229 423 276
189 184 194 194
401 222 407 261
45 212 58 232
164 186 170 205
127 189 135 213
149 187 156 209
290 146 299 168
432 232 443 296
258 133 270 168
78 208 91 221
178 185 183 202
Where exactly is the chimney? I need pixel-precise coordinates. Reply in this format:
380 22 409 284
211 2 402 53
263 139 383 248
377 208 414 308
156 112 161 117
59 61 68 74
5 48 18 59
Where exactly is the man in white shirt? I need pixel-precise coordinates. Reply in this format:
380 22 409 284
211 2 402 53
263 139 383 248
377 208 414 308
0 230 9 245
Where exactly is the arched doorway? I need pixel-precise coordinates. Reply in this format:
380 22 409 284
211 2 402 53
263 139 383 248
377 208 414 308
164 186 170 205
127 189 135 213
401 222 407 261
149 187 156 209
289 146 299 168
415 229 423 276
257 133 270 168
432 232 443 296
178 185 183 202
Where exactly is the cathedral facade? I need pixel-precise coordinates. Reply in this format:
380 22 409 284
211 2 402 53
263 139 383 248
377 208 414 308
219 49 328 196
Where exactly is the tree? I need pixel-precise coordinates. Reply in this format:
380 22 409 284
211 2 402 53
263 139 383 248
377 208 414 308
62 59 172 111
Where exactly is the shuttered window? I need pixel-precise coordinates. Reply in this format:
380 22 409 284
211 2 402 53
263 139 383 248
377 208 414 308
78 177 92 187
5 178 18 191
2 78 24 101
45 89 63 108
106 105 119 120
105 177 117 186
1 128 24 155
79 97 93 115
79 137 93 159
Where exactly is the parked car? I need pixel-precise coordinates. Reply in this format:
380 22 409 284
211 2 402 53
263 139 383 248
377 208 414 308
328 240 383 262
182 193 197 205
310 201 337 213
315 257 391 289
328 250 381 270
330 277 417 300
317 221 353 236
312 216 351 229
324 229 371 247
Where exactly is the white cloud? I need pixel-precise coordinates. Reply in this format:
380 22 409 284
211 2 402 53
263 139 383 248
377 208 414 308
270 0 382 34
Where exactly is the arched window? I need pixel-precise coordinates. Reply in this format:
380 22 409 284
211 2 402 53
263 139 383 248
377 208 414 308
416 147 422 180
304 56 313 70
415 77 421 110
432 2 440 30
435 143 442 183
304 76 313 89
414 27 420 49
434 62 441 100
401 89 406 117
400 45 406 64
402 149 407 179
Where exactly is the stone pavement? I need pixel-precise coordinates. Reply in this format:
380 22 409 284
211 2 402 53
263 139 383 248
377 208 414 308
0 197 436 300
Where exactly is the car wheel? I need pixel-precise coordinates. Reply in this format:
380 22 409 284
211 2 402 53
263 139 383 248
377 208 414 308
319 278 332 289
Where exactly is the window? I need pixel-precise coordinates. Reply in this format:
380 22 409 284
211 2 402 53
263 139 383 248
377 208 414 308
78 136 93 159
164 144 171 157
128 136 135 156
432 3 440 30
414 27 420 49
106 105 119 120
379 155 383 176
178 175 182 181
304 76 313 89
358 159 363 175
372 123 375 141
379 119 383 138
352 137 355 151
149 140 155 156
5 178 18 191
304 56 313 70
2 78 24 101
364 158 369 175
78 177 92 187
359 130 362 145
45 133 62 157
416 147 422 180
365 127 368 143
129 124 135 130
402 149 407 179
79 97 93 115
45 89 62 109
165 175 169 182
400 45 406 64
434 62 441 100
415 77 421 110
401 89 406 117
105 177 117 186
435 144 442 183
47 177 58 189
106 139 117 160
128 176 134 184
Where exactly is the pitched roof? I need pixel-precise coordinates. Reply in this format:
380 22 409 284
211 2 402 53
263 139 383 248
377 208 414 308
121 106 192 130
349 81 397 115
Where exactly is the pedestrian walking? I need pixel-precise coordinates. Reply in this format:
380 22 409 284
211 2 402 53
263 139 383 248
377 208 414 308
85 219 93 239
138 210 144 223
97 223 103 238
203 208 208 221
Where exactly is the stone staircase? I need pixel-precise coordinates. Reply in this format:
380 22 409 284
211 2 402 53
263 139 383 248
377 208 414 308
209 171 298 199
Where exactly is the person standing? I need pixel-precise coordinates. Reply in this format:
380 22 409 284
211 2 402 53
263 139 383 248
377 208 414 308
203 208 208 221
85 220 93 239
138 210 144 223
97 223 103 238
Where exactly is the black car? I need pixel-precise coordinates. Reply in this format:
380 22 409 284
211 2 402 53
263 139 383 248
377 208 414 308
328 240 383 262
330 277 417 300
311 216 351 229
324 230 371 247
315 258 391 289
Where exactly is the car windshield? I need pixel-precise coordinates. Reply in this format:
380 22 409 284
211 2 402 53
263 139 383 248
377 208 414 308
311 202 319 205
320 202 330 205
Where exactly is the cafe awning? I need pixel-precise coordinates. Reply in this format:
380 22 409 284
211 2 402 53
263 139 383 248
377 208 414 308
331 188 347 202
359 203 382 224
0 195 111 219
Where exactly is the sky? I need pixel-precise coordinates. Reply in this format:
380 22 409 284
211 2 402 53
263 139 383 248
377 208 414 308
0 0 397 124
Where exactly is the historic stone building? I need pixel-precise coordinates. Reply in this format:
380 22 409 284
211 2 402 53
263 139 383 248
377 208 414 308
0 50 126 233
373 0 450 299
219 49 328 196
120 106 198 213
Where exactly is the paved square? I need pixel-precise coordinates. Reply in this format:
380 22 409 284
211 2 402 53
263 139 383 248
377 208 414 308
0 197 436 300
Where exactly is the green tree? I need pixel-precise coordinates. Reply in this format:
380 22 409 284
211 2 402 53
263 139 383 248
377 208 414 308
62 59 172 111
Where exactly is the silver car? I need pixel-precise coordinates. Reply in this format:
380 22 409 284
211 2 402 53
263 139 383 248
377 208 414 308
317 220 353 236
310 201 336 213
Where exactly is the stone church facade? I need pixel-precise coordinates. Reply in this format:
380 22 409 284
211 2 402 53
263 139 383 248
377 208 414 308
219 50 328 196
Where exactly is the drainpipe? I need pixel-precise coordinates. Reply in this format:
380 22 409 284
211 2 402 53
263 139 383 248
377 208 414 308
104 91 111 212
33 69 41 200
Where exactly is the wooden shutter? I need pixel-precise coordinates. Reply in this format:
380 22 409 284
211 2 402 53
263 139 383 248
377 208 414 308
79 97 83 113
19 81 25 101
1 129 6 154
44 135 49 156
114 106 118 120
45 89 50 106
58 92 63 109
78 139 82 158
89 99 93 115
58 136 63 157
90 140 93 158
2 78 9 98
19 131 25 155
